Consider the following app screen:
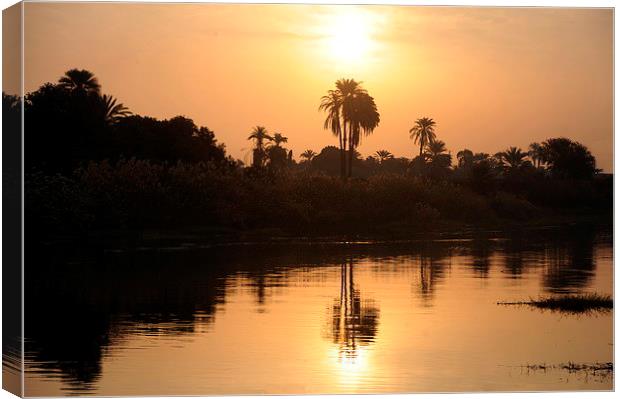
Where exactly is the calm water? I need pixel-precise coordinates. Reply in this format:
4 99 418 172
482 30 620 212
22 227 613 395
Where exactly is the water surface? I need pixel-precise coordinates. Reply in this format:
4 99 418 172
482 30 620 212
23 227 613 395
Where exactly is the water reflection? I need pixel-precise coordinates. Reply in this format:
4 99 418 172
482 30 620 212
326 260 379 358
22 228 612 395
414 247 450 305
542 227 597 293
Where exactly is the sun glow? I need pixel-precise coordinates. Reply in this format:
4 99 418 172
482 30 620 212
325 11 377 64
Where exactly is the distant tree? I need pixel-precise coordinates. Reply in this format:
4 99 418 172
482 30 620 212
457 149 474 168
497 147 530 171
266 145 288 170
312 145 362 176
409 117 436 157
58 69 101 95
272 132 288 147
540 138 598 179
375 150 394 164
425 140 448 159
423 140 451 179
247 126 273 168
300 149 317 161
528 142 546 168
97 94 131 125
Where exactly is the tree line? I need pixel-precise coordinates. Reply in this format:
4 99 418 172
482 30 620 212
7 69 610 239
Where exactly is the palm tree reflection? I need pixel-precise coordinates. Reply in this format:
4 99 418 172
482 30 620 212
326 260 379 359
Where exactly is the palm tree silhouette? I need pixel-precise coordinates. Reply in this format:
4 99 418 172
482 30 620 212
272 132 288 147
319 90 345 178
58 69 101 95
409 117 436 157
425 140 448 159
375 150 393 164
528 142 546 168
98 94 131 125
320 79 379 178
346 92 380 177
497 146 529 170
247 126 273 168
300 149 317 161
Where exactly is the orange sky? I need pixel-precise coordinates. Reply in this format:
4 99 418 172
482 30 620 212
19 3 613 170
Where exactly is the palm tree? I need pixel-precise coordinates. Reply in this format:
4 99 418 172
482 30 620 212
337 78 368 178
375 150 393 164
272 132 288 147
425 140 447 159
346 92 380 177
528 142 546 168
497 147 529 170
98 94 131 125
58 69 101 95
319 90 344 178
247 126 273 167
300 149 317 161
320 79 377 178
409 117 436 157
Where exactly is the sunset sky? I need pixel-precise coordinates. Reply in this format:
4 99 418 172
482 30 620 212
20 3 613 170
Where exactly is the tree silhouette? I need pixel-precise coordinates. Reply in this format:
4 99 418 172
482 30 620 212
320 79 379 178
425 140 448 159
409 117 436 157
497 147 530 171
247 126 273 168
424 140 452 179
300 149 317 162
319 90 345 178
375 150 393 164
528 142 546 168
272 132 288 147
97 94 131 125
540 138 598 179
457 149 474 168
346 92 380 177
58 69 101 95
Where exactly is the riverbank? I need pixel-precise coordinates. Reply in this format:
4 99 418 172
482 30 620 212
30 211 611 252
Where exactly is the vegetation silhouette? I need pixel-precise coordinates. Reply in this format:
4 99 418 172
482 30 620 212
11 68 611 241
410 117 436 157
320 78 380 178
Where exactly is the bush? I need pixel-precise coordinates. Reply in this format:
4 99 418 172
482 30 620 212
25 160 610 239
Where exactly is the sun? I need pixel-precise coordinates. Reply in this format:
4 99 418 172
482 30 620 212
325 11 375 63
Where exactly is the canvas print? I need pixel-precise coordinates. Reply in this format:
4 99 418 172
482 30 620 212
2 1 613 396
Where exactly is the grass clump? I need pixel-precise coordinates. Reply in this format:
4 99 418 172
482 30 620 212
498 293 612 314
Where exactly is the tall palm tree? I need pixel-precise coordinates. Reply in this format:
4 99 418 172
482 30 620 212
409 117 436 157
247 126 273 167
375 150 393 164
319 90 344 178
272 132 288 147
346 92 380 177
337 78 368 178
98 94 131 125
320 79 375 178
58 69 101 95
300 149 317 161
